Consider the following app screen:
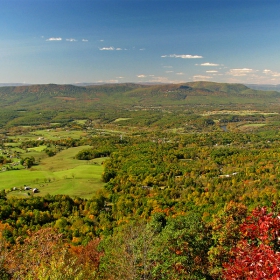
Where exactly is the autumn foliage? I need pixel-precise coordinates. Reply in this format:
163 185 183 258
223 206 280 279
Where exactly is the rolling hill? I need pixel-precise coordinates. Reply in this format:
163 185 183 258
0 81 279 128
1 81 279 107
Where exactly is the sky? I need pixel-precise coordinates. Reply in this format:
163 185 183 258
1 0 280 85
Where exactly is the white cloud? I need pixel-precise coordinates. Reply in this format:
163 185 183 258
82 39 88 42
199 62 220 66
262 69 280 77
149 76 173 83
99 47 115 51
163 66 173 68
206 70 218 73
139 48 145 51
165 71 174 73
46 37 62 41
232 68 253 72
137 74 146 78
228 68 254 76
193 75 211 80
99 46 125 51
176 72 184 75
66 38 77 42
161 54 203 59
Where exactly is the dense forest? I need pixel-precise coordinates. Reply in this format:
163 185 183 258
1 82 280 279
0 81 279 128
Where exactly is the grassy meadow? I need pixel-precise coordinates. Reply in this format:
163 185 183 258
7 128 88 142
1 144 106 199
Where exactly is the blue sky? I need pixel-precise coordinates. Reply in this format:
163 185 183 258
1 0 280 84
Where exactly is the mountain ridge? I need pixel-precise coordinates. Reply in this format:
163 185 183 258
0 81 279 109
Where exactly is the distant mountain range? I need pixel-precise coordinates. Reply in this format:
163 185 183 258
0 83 32 87
0 81 279 113
0 81 279 127
0 82 166 87
2 82 280 92
246 84 280 92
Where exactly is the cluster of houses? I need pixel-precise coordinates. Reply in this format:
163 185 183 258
1 148 21 172
1 161 21 172
12 186 39 193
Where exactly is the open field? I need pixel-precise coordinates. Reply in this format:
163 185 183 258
32 129 88 140
237 123 267 131
27 145 47 152
113 118 132 122
5 128 89 142
1 145 106 199
201 110 279 116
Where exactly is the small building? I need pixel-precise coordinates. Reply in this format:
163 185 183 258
33 188 39 193
24 186 31 190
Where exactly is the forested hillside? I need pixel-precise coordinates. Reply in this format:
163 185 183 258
1 82 280 279
0 82 278 107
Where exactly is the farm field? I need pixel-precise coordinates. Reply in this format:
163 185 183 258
7 128 89 142
201 110 278 116
0 144 106 199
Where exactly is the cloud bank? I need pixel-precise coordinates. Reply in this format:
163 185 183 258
99 46 127 51
161 54 203 59
99 47 115 51
263 69 280 77
229 68 254 76
199 62 220 66
193 75 211 80
46 37 62 41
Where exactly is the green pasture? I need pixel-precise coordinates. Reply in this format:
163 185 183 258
73 119 87 125
7 129 88 142
201 110 278 116
8 133 40 142
33 145 94 171
3 142 20 147
240 123 266 127
28 145 47 152
96 128 125 134
238 123 266 131
114 118 132 122
18 146 49 162
31 129 88 140
1 145 106 199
